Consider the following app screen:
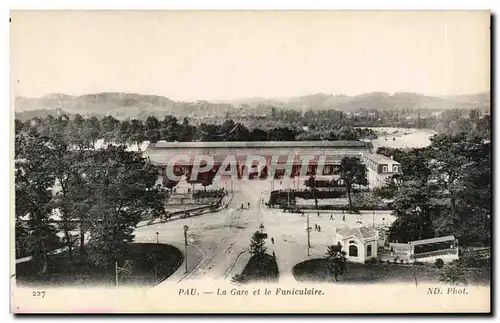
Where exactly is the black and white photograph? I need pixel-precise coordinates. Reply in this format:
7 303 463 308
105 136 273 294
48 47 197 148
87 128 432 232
10 10 491 313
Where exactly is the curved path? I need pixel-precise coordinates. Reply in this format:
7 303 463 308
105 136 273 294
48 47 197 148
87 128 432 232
133 180 262 283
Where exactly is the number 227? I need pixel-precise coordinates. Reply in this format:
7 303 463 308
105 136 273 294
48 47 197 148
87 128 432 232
32 291 46 298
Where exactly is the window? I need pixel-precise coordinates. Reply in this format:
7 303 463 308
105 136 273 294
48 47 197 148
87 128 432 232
367 245 372 257
349 245 358 257
349 240 356 244
393 165 399 173
382 166 388 173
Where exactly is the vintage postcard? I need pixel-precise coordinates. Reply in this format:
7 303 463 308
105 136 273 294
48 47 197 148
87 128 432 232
10 10 491 314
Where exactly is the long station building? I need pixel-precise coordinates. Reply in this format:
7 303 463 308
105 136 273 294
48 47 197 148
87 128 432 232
143 141 400 188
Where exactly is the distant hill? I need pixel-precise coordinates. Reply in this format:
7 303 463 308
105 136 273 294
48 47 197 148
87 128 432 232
226 92 490 112
14 91 490 120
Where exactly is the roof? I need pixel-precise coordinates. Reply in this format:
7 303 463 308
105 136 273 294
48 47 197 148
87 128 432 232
335 226 378 241
148 140 369 150
363 153 400 165
145 153 356 166
410 235 456 246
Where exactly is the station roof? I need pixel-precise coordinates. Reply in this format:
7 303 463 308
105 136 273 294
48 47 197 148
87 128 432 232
147 140 369 150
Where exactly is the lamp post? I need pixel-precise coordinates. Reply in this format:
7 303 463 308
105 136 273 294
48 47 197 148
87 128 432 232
183 225 189 273
156 232 159 243
372 211 375 228
115 261 118 288
306 212 311 256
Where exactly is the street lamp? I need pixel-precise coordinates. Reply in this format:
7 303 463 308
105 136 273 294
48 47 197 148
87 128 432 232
306 211 311 256
183 225 189 273
372 211 375 228
156 232 159 244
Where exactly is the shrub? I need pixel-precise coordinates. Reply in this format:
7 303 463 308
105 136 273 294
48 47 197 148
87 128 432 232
434 258 444 269
231 274 248 284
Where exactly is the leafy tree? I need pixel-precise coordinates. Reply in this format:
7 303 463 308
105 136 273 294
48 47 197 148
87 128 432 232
249 128 268 141
268 127 296 141
434 258 444 269
388 181 435 242
455 141 491 244
438 263 468 285
15 132 60 273
144 116 161 143
65 114 89 149
161 116 179 142
82 116 101 149
83 146 165 268
117 120 132 145
128 119 146 151
249 231 267 260
101 116 120 144
226 123 250 141
325 243 347 282
429 134 470 224
179 117 196 141
335 156 368 212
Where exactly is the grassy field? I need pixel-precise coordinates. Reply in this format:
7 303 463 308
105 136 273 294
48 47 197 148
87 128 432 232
293 258 490 285
16 243 183 287
235 254 279 284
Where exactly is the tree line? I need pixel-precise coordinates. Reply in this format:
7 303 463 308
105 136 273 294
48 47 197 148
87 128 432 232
223 107 490 140
16 114 378 149
375 133 491 246
15 119 165 273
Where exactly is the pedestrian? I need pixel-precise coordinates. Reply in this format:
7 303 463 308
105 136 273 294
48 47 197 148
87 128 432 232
317 213 321 218
241 203 244 209
342 215 346 221
248 202 250 208
273 251 276 258
318 225 321 232
330 214 333 220
271 237 274 244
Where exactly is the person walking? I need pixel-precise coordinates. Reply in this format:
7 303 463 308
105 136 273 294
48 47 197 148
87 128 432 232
330 214 333 220
271 237 275 244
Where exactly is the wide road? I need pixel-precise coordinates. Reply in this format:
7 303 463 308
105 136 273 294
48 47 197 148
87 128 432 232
133 180 262 282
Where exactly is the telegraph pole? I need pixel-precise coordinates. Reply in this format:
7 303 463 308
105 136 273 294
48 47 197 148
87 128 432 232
287 184 290 207
115 261 119 288
306 212 311 255
184 225 189 273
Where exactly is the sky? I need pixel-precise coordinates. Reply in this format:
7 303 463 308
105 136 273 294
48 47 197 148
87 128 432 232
10 10 490 101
